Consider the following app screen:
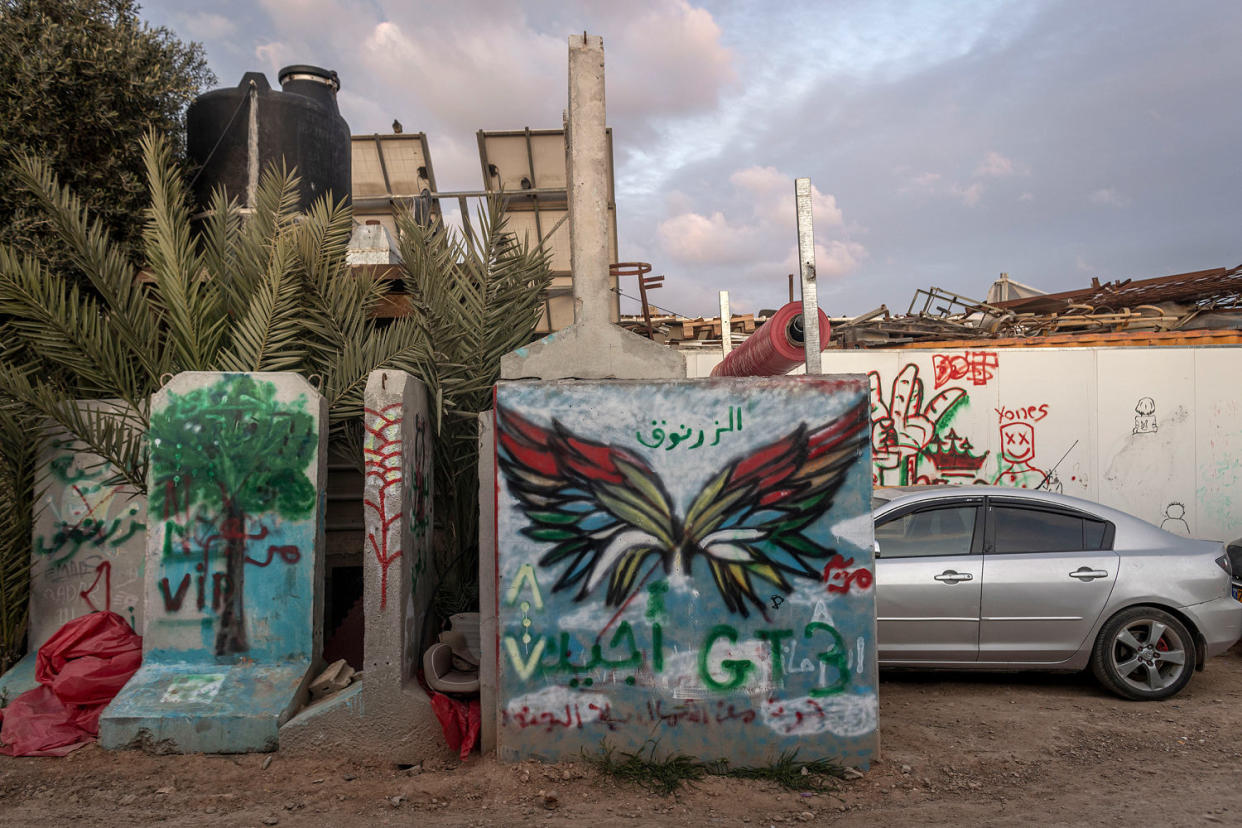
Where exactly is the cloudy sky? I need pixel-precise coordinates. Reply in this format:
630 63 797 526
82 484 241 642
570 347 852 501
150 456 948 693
142 0 1242 318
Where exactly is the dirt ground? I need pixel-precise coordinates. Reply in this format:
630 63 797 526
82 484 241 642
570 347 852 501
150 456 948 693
3 647 1242 827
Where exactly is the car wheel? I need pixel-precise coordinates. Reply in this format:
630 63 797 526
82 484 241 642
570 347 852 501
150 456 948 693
1091 607 1195 701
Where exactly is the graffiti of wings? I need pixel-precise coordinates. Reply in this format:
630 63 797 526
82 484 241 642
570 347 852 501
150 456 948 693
496 396 870 617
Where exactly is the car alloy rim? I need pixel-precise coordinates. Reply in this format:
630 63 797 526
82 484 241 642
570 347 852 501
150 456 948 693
1109 618 1188 694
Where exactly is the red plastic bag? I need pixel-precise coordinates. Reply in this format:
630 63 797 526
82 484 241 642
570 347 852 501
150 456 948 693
0 611 142 757
429 691 481 761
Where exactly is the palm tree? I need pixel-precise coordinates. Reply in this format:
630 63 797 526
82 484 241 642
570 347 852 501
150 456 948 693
393 201 551 617
0 131 552 665
0 131 431 486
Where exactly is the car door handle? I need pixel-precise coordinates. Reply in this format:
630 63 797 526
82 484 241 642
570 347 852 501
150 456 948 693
1068 566 1109 581
933 570 973 583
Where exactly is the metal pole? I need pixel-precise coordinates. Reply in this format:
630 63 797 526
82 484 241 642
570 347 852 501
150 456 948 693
795 178 821 374
719 290 733 357
638 274 653 338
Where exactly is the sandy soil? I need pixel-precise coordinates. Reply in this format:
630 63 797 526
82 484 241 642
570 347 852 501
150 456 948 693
3 647 1241 827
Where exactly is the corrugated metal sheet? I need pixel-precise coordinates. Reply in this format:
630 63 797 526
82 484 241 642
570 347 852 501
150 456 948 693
994 265 1242 313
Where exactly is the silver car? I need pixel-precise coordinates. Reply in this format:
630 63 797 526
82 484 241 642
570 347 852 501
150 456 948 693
873 486 1242 700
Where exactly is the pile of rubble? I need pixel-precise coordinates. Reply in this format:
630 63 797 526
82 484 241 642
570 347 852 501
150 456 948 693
623 263 1242 350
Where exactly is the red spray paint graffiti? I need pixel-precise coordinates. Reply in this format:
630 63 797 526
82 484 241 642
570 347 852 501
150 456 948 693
931 351 998 389
364 403 404 611
79 560 111 613
991 405 1050 488
822 554 873 594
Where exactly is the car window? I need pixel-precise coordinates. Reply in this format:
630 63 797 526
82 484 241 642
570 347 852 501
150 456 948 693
1084 518 1108 550
875 505 977 558
991 505 1109 553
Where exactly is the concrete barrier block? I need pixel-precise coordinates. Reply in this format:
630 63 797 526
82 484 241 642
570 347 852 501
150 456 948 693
0 409 146 702
492 377 878 767
100 372 326 754
280 370 442 762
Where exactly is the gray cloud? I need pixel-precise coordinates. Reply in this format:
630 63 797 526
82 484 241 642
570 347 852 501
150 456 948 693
143 0 1242 318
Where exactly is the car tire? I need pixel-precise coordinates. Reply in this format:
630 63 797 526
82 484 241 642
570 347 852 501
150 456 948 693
1090 607 1196 701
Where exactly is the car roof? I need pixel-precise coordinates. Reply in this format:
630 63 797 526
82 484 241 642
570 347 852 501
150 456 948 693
874 484 1120 516
871 485 1217 549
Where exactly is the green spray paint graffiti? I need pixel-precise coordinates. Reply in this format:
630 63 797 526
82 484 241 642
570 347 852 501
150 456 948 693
869 361 1061 490
501 572 853 698
35 449 145 566
869 364 976 486
149 374 317 656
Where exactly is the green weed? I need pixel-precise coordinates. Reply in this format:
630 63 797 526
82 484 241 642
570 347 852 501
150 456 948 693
718 749 846 790
585 741 706 796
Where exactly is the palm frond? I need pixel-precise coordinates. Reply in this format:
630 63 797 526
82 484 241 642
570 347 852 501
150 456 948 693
0 366 148 491
295 193 387 367
141 131 227 370
0 244 145 403
391 194 551 610
214 165 312 373
198 184 245 321
322 317 431 424
214 234 305 372
236 163 301 286
0 398 40 674
8 153 166 387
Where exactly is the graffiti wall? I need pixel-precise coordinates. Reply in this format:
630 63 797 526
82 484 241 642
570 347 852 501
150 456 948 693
142 372 325 661
785 346 1242 541
30 433 147 643
494 377 878 766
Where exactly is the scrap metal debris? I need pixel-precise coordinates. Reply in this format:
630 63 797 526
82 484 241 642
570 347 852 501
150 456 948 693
621 263 1242 350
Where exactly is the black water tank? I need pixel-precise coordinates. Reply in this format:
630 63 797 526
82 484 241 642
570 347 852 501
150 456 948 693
186 65 351 214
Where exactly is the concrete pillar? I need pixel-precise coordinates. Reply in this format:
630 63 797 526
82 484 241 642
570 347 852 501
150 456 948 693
499 33 685 381
567 33 611 328
491 377 879 767
280 371 444 762
361 371 428 686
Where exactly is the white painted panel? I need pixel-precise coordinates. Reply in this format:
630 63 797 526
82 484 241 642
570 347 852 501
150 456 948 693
1096 349 1196 534
695 345 1242 541
1194 349 1242 541
995 348 1096 498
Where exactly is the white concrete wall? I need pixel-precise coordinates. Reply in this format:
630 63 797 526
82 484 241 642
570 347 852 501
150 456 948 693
687 345 1242 541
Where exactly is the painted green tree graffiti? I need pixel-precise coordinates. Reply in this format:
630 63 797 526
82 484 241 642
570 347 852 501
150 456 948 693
149 375 317 655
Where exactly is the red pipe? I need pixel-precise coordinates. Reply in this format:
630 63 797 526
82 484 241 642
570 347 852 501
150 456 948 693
710 301 831 377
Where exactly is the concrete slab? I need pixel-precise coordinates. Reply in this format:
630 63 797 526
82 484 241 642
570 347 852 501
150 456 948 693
98 661 309 753
100 372 326 754
500 321 684 381
0 410 147 703
280 371 443 762
492 377 878 768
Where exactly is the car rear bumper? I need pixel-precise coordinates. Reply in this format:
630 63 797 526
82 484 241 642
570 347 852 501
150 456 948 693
1183 595 1242 660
